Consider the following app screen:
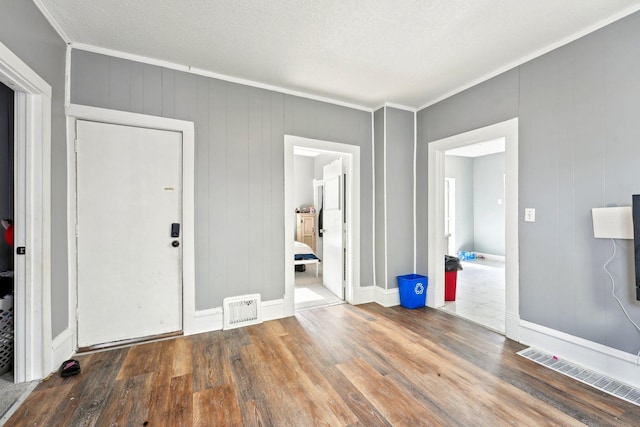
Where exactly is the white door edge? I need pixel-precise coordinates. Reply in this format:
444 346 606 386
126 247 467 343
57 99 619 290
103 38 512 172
284 135 360 315
66 104 196 344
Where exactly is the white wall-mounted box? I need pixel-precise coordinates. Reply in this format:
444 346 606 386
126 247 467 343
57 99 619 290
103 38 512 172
591 206 633 239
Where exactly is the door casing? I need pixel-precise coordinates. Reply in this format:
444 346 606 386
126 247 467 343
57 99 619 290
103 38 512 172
427 118 519 341
66 104 196 351
284 135 361 313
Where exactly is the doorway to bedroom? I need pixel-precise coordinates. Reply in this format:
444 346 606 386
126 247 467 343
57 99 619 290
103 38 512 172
293 148 345 310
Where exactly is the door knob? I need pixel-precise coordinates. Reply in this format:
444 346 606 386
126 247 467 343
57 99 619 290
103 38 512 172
172 240 180 247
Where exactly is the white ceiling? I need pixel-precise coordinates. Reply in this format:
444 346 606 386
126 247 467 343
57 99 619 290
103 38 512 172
37 0 640 109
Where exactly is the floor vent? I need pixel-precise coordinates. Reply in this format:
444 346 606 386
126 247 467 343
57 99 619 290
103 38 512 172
223 294 262 330
518 347 640 407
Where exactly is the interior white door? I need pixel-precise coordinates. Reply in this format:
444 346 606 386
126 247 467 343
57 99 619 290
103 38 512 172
322 159 344 299
76 120 183 348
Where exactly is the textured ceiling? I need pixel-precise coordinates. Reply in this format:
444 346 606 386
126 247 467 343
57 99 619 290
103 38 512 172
37 0 640 109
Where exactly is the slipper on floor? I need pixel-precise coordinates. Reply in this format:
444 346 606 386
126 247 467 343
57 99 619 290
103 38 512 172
59 359 81 377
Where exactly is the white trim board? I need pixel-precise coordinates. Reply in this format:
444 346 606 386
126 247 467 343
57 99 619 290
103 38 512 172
0 41 53 382
65 103 197 342
284 135 361 314
519 320 640 389
427 118 519 341
374 286 400 308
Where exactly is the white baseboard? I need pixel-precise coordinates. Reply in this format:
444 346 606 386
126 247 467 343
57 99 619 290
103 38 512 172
351 285 374 305
51 328 75 372
262 299 286 322
505 311 520 341
191 299 287 335
374 286 400 307
519 320 640 388
192 307 223 334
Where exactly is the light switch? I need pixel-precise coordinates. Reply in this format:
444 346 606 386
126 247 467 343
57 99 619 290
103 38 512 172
524 208 536 222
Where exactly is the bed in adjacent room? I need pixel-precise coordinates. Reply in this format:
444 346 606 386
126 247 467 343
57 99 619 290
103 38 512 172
294 241 321 277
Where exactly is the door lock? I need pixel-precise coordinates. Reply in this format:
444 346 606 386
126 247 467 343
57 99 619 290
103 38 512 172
171 240 180 248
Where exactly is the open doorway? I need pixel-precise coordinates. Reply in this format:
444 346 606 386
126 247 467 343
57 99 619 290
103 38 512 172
0 81 17 397
284 135 361 316
292 149 346 310
439 139 506 333
427 118 519 341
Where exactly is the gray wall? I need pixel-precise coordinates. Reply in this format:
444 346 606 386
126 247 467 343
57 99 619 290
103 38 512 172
71 50 373 309
418 11 640 355
473 153 505 256
374 108 385 287
293 155 314 211
0 0 68 337
373 107 415 288
444 155 474 253
385 108 415 288
0 83 13 271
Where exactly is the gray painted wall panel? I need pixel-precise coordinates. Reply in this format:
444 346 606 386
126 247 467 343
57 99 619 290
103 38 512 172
415 109 429 275
194 76 210 306
71 50 371 307
444 155 474 253
129 61 145 114
418 10 640 355
385 108 414 288
0 0 68 336
108 57 131 112
423 69 520 143
71 50 109 108
143 64 163 116
161 68 175 118
374 108 385 288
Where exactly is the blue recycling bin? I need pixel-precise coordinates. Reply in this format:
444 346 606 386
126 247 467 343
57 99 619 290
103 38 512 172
396 274 428 309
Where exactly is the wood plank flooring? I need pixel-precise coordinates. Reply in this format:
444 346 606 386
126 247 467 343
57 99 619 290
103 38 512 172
6 303 640 426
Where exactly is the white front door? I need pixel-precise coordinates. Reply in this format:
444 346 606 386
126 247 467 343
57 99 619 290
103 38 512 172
322 159 344 299
76 120 183 348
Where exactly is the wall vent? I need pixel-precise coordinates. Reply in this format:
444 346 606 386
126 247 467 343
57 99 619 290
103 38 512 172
518 347 640 407
223 294 262 330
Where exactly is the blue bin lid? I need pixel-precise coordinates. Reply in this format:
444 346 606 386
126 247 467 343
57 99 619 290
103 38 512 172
397 274 427 281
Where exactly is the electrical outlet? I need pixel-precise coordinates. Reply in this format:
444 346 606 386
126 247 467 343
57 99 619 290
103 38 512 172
524 208 536 222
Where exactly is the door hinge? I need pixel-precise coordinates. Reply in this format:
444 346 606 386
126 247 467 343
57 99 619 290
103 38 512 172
74 139 78 152
75 224 79 237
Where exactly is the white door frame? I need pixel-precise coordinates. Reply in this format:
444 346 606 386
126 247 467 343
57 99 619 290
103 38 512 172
0 41 52 382
284 135 360 314
428 118 520 341
66 104 196 347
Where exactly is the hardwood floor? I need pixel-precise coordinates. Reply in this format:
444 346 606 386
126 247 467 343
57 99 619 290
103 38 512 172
6 303 640 426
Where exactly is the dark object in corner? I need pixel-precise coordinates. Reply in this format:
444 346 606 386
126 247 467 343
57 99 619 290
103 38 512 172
295 264 306 272
59 359 81 377
445 255 462 272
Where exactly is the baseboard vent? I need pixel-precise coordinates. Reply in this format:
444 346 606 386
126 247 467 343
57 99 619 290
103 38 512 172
223 294 262 330
518 347 640 407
